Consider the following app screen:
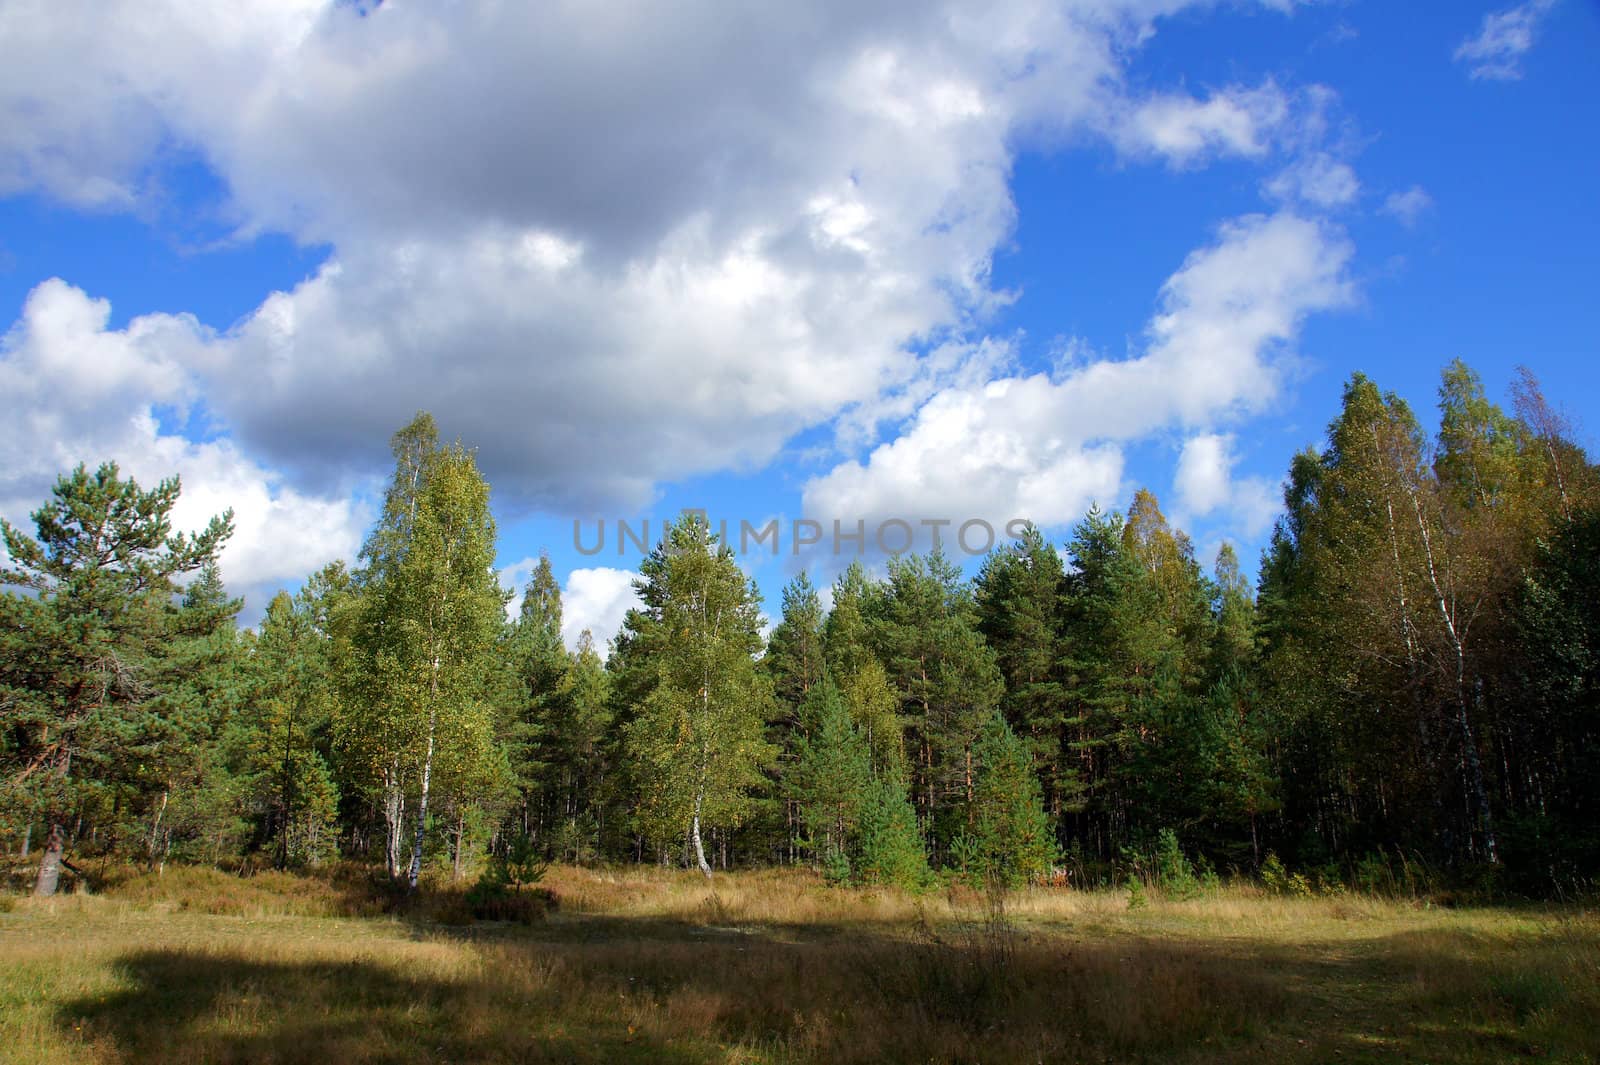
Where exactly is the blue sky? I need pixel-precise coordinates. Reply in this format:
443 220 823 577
2 0 1597 644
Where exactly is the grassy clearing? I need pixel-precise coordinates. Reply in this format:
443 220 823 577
1 866 1596 1064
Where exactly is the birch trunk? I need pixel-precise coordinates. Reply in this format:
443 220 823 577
690 787 712 878
408 703 437 891
384 760 405 880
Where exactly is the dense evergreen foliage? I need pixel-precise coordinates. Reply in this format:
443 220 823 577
5 361 1598 897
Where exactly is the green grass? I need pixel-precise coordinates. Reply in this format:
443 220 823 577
1 865 1596 1063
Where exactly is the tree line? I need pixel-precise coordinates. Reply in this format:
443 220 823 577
3 361 1597 897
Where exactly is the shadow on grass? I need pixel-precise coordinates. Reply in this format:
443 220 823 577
59 949 704 1065
54 914 1600 1064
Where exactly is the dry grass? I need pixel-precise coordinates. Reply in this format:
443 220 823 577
2 865 1596 1063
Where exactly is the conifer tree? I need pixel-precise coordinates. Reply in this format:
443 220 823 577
976 524 1080 834
505 554 573 848
792 674 871 871
871 552 1002 855
954 714 1056 888
854 773 928 890
236 580 344 867
766 572 825 707
0 463 232 894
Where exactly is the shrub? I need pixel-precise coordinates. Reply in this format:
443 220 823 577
821 844 852 885
1260 852 1311 896
464 835 554 924
1352 851 1388 894
1154 829 1200 900
463 879 554 924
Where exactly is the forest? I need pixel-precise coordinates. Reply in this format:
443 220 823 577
3 358 1597 902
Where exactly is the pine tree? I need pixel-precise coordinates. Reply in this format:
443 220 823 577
763 571 827 862
766 572 825 707
954 714 1055 888
549 630 613 862
137 561 251 870
871 552 1002 857
822 562 876 680
504 554 573 851
232 581 346 867
0 463 232 894
791 674 871 872
976 523 1080 835
854 772 928 890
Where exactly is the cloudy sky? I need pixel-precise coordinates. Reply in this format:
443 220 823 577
3 0 1597 647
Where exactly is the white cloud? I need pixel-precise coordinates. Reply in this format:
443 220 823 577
1454 0 1558 81
561 567 641 655
1383 185 1434 227
0 0 1326 517
802 210 1353 554
1113 83 1290 167
1172 432 1280 537
1264 152 1360 208
500 559 638 654
1174 433 1233 516
0 280 368 605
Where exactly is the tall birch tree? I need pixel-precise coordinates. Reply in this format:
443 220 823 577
621 514 772 877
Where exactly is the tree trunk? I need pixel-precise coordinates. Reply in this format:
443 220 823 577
690 789 713 879
1407 487 1498 862
452 810 465 881
147 789 169 872
408 710 437 892
33 822 65 897
384 760 406 880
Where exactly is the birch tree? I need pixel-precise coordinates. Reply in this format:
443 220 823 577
343 414 505 888
621 514 772 877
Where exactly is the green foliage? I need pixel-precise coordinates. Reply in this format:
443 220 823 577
1260 852 1313 897
484 833 548 890
0 462 233 892
619 514 775 873
1154 828 1201 900
953 715 1056 888
976 524 1080 828
871 551 1003 857
4 360 1598 901
852 774 928 890
340 414 509 887
791 675 871 862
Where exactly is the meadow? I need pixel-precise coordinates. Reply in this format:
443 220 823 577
2 866 1597 1064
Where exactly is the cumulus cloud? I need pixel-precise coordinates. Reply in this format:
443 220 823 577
802 210 1353 555
1 0 1327 517
0 280 368 603
1383 185 1434 227
1172 433 1280 537
1454 0 1558 81
560 567 641 655
500 559 640 654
